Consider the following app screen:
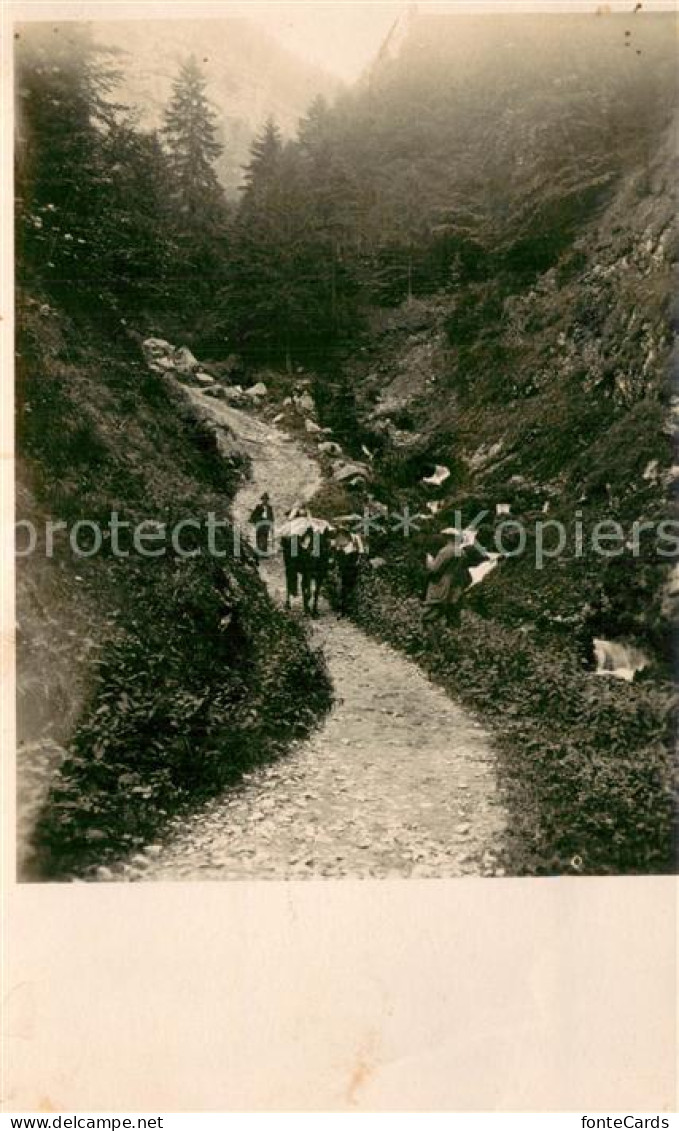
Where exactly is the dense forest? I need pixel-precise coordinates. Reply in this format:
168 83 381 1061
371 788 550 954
17 15 676 351
15 11 678 876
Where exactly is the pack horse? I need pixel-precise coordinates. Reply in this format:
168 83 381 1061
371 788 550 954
280 517 334 617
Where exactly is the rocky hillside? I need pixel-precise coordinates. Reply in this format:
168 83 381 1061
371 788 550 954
324 109 677 667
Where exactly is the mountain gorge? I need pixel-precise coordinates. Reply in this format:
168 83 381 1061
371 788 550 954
14 8 677 877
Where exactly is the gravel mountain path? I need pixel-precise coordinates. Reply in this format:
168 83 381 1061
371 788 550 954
136 394 507 880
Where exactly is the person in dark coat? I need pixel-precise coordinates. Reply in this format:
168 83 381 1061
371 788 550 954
335 529 365 615
249 492 274 555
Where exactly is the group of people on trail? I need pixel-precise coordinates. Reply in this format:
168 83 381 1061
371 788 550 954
249 491 486 626
249 494 365 617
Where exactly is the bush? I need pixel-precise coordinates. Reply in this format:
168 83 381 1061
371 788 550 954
35 553 332 877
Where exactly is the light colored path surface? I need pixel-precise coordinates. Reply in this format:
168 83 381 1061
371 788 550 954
136 394 507 879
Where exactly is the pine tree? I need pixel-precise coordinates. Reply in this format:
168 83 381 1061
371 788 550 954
239 117 283 213
224 118 360 370
17 24 186 317
161 55 224 220
15 22 121 296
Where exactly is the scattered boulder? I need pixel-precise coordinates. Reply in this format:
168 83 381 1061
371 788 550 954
143 337 173 357
593 639 649 682
142 339 206 383
173 345 200 376
142 338 175 372
222 385 247 403
195 371 215 385
469 553 501 586
333 460 371 483
297 392 315 413
305 418 323 434
244 382 267 399
318 441 343 456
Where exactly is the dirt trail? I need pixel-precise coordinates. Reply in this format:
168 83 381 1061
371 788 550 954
137 394 507 880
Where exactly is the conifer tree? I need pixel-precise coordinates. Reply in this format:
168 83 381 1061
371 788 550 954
15 22 121 296
161 55 224 220
239 117 283 213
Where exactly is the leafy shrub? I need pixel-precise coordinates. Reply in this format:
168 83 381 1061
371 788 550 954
35 553 332 876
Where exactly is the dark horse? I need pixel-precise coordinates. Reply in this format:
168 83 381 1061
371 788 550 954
280 518 334 617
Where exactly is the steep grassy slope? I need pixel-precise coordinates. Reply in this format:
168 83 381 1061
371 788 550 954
16 292 331 879
331 116 676 662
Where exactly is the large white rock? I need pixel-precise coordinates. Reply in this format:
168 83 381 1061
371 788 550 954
173 346 200 375
195 371 215 385
245 382 268 399
222 385 246 403
142 338 176 372
422 464 451 487
305 418 323 434
593 639 649 682
469 554 500 587
297 392 315 413
142 337 173 359
152 357 177 373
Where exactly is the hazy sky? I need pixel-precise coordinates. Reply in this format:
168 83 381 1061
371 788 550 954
248 3 404 79
16 0 677 83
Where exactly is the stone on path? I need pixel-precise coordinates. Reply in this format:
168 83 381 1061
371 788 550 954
126 395 506 882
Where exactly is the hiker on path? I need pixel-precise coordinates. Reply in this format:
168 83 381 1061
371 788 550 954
249 492 275 555
423 526 486 626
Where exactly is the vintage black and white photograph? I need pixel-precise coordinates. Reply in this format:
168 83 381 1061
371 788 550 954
14 0 677 884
